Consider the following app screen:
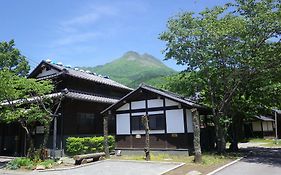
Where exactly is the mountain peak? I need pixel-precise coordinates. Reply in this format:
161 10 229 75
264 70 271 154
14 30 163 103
122 51 163 66
80 51 176 88
123 51 141 61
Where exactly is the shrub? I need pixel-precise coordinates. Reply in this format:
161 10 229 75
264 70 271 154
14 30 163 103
38 159 55 169
6 158 34 170
66 135 115 155
6 158 55 170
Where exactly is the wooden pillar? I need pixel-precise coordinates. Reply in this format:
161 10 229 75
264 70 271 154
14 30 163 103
275 111 278 143
53 115 57 160
60 111 64 157
260 121 264 138
104 112 110 158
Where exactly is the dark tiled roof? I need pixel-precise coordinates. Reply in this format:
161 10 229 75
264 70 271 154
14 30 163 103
140 84 204 108
65 91 118 104
1 93 63 106
30 60 132 91
1 91 118 106
255 115 275 122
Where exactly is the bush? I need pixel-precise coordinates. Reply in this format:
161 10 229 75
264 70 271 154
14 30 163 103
6 158 34 170
6 158 55 170
66 136 115 155
38 159 55 169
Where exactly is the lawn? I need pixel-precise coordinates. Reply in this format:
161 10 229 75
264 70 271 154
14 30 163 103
113 152 243 175
248 138 281 147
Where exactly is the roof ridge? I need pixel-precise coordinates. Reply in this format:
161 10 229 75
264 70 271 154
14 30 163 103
37 60 133 91
141 83 197 103
67 90 120 99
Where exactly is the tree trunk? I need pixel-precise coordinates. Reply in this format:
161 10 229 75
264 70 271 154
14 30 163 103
103 114 110 158
191 108 202 163
214 113 226 154
26 130 35 159
40 123 50 160
20 122 35 158
142 115 150 161
229 114 239 151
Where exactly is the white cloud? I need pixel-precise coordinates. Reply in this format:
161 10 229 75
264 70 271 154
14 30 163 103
51 1 148 48
53 32 100 46
59 5 118 32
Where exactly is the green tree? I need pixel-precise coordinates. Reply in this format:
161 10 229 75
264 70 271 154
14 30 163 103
160 0 281 153
0 40 30 76
0 69 55 158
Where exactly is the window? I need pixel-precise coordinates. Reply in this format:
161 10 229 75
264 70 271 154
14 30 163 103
131 116 144 131
149 114 165 130
131 114 165 131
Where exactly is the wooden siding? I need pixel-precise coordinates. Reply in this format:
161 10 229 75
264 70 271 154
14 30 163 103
115 130 214 150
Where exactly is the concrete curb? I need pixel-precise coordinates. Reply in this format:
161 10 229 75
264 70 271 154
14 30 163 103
36 159 107 172
159 162 185 175
206 157 243 175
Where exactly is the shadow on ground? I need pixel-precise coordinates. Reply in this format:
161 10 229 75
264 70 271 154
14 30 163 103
240 147 281 167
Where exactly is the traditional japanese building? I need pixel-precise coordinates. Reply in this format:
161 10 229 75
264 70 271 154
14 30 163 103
0 60 132 156
102 84 215 152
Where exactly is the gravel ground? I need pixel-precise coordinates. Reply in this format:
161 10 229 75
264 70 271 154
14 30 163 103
34 160 182 175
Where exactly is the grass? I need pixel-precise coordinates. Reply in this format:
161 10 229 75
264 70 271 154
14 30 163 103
114 152 242 175
115 152 241 166
248 138 281 147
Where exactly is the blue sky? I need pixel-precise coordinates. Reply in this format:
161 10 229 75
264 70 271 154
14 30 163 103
0 0 230 71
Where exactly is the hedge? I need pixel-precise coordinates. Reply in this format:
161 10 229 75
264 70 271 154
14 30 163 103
66 136 115 155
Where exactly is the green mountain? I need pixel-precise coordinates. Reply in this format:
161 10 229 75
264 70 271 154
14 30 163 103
81 51 177 88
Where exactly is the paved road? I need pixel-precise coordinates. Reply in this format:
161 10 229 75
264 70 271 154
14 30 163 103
33 160 181 175
215 147 281 175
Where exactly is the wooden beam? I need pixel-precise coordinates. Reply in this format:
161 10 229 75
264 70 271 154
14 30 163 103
103 114 109 158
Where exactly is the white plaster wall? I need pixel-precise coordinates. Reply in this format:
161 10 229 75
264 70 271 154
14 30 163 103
37 68 58 78
131 112 146 116
148 99 163 108
262 121 273 131
131 101 145 109
268 122 273 131
117 103 129 111
132 130 165 134
166 109 184 133
186 109 194 133
252 121 262 131
148 111 163 115
165 98 179 106
116 113 130 135
262 122 267 131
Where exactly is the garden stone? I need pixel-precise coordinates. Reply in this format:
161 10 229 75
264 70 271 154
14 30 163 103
186 170 202 175
59 157 75 165
36 165 46 170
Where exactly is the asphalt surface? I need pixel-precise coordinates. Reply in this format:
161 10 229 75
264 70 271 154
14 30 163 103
214 147 281 175
33 160 181 175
